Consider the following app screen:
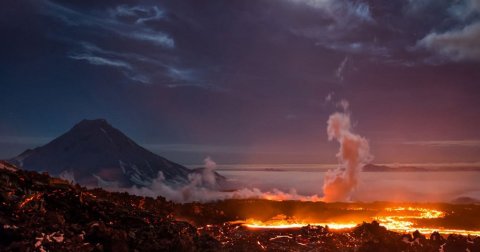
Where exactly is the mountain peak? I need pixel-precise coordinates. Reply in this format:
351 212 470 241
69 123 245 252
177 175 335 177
61 118 130 151
10 119 191 187
72 119 112 130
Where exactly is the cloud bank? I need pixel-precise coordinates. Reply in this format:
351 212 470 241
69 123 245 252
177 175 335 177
413 0 480 62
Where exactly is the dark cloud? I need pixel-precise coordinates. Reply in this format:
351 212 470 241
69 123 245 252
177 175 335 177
417 22 480 62
408 0 480 62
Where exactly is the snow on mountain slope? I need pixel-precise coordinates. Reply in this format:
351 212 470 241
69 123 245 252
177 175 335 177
10 119 191 187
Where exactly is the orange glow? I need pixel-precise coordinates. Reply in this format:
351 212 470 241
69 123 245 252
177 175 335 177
240 207 480 236
259 193 323 202
82 192 97 198
18 193 42 209
245 221 358 230
376 207 480 236
138 198 146 209
375 207 443 233
242 214 356 230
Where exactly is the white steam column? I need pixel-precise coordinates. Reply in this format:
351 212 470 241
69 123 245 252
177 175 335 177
322 104 372 202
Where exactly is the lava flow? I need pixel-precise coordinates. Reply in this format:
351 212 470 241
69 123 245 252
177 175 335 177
242 214 357 230
18 193 43 209
377 207 480 236
240 206 480 236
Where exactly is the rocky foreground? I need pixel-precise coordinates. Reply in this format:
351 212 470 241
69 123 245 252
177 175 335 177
1 162 480 251
0 162 218 251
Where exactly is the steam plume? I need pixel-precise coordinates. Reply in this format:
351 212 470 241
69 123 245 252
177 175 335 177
59 169 76 184
114 171 321 203
101 155 323 203
201 156 217 188
322 102 372 202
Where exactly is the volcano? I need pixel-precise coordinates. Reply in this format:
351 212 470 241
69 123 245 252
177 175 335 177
9 119 191 187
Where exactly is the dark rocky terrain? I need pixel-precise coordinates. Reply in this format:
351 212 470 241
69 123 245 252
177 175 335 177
0 162 219 251
1 162 480 251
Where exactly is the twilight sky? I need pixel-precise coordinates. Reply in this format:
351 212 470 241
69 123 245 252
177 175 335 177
1 0 480 164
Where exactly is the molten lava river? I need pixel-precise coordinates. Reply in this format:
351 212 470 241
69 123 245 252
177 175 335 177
237 205 480 236
188 200 480 250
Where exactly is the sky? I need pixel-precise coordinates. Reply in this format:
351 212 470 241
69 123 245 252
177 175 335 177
1 0 480 165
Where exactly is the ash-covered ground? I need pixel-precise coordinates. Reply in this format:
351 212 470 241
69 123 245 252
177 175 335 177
1 163 480 251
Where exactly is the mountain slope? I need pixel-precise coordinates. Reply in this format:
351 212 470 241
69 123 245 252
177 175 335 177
10 119 190 187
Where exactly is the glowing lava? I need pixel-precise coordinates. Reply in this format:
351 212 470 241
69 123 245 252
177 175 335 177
241 207 480 236
375 207 442 233
242 214 356 230
244 220 358 230
18 193 43 209
376 207 480 236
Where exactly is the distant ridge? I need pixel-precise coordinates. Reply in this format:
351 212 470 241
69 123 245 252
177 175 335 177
362 164 428 172
10 119 191 187
363 163 480 172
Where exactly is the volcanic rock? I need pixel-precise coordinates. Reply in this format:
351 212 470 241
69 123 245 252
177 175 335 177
0 163 213 251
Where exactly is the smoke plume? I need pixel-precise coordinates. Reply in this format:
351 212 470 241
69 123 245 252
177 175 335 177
113 171 322 203
322 102 372 202
59 169 76 184
96 156 322 203
201 156 217 188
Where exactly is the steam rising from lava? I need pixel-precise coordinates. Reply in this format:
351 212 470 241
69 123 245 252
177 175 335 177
108 157 320 202
201 156 217 188
322 102 372 202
